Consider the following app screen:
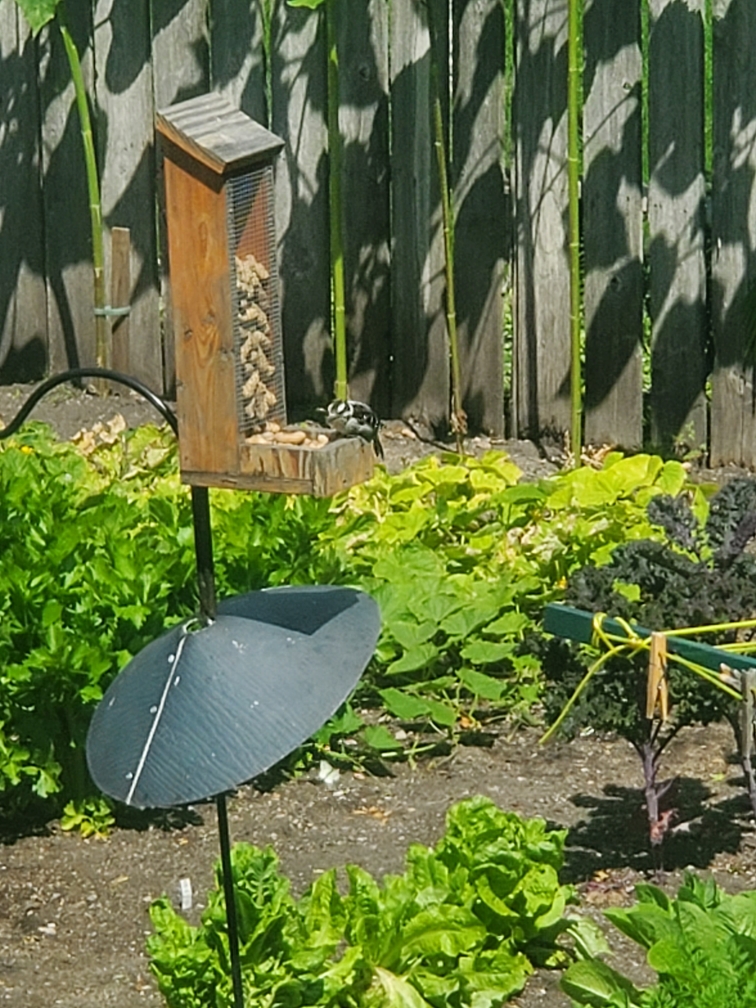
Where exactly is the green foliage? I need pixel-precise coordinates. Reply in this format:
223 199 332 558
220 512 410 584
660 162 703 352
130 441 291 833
327 452 689 732
59 795 115 838
539 479 756 848
540 479 756 748
0 423 692 817
562 873 756 1008
12 0 60 33
0 425 197 813
148 797 589 1007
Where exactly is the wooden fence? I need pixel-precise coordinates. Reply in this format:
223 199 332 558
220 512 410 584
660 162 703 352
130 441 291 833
2 0 756 464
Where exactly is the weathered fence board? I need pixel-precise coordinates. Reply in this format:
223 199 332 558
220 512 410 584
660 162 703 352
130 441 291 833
270 1 330 418
39 0 96 374
210 0 266 122
582 0 643 449
512 0 571 440
648 0 707 453
710 0 756 467
0 1 47 383
389 0 449 432
151 0 209 109
94 0 161 389
152 0 209 396
452 0 506 437
335 0 391 416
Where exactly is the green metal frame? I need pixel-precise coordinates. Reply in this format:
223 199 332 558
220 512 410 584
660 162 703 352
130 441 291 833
544 603 756 674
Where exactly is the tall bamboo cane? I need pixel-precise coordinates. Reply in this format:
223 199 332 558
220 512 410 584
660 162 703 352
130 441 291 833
326 0 348 401
58 10 108 381
427 0 466 452
14 0 109 382
567 0 582 460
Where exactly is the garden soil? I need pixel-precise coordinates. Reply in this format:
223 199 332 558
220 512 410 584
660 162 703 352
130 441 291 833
1 381 755 1008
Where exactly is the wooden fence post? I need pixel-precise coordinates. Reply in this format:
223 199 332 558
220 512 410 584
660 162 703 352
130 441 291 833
512 0 571 441
39 0 96 374
583 0 644 449
335 0 391 416
0 0 47 382
710 0 756 467
389 0 448 432
648 0 707 454
153 0 210 397
452 0 506 437
94 0 161 391
110 226 131 379
270 0 331 418
210 0 267 122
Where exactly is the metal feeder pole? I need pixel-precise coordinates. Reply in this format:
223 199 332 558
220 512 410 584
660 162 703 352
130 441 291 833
216 793 245 1008
0 367 246 1008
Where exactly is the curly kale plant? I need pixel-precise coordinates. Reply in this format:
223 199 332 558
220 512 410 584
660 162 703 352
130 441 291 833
540 479 756 854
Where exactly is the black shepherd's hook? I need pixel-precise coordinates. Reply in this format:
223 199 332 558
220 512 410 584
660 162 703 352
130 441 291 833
0 368 247 1005
0 367 216 623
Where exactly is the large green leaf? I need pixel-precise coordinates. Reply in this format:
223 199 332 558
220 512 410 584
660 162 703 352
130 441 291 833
368 967 432 1008
457 667 508 701
460 640 514 665
13 0 61 33
561 958 643 1007
386 643 439 675
378 688 430 720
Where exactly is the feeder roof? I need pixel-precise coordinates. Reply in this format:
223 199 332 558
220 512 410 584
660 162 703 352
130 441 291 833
156 92 284 175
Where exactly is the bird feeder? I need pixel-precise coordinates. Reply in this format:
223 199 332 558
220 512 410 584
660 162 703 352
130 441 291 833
156 93 374 496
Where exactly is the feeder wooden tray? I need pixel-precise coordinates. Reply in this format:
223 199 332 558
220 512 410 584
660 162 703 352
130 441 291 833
184 435 375 497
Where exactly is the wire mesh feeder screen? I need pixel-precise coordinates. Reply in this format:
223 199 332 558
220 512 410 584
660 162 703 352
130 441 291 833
227 166 286 436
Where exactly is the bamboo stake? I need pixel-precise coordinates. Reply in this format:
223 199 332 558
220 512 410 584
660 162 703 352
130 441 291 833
58 11 108 391
427 0 466 452
567 0 582 459
326 0 348 402
110 227 131 386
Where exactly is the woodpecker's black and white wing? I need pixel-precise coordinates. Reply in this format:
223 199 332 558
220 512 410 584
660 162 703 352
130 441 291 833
322 399 383 457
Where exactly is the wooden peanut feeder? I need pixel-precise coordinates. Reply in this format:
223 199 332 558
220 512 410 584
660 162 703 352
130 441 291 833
156 93 373 496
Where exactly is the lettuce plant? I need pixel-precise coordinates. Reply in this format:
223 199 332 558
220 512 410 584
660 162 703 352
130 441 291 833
563 873 756 1007
148 797 599 1008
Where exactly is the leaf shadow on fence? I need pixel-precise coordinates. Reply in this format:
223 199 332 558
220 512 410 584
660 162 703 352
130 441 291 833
645 0 708 452
559 777 749 881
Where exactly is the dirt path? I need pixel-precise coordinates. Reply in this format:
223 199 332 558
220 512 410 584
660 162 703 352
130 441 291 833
1 721 755 1007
